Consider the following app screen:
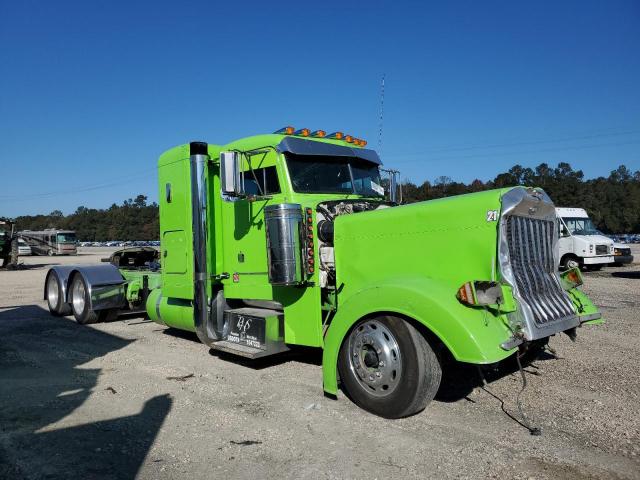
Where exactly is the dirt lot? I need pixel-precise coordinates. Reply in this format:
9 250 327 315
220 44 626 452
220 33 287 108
1 247 639 479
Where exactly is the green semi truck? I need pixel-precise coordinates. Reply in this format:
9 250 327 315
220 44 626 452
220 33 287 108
43 127 601 418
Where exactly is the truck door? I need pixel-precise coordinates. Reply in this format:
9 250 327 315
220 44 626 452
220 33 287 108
558 217 572 259
159 155 193 300
221 154 282 300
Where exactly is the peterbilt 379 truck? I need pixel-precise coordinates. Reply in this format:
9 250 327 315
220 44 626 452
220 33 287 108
43 127 601 418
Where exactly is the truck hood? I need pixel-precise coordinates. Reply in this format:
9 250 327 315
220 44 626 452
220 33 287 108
572 234 613 245
334 188 507 289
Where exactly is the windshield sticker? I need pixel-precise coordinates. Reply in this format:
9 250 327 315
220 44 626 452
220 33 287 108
371 181 384 195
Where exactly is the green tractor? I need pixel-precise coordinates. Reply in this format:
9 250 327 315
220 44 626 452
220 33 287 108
0 218 18 269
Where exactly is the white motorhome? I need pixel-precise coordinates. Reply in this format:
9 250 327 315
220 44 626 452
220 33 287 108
556 207 614 270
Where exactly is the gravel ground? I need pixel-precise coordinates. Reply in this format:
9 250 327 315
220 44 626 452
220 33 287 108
0 246 639 479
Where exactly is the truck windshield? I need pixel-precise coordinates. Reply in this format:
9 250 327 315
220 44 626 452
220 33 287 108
562 217 599 236
57 233 76 243
286 154 384 197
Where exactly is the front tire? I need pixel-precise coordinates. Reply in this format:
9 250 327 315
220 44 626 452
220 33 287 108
45 271 71 316
338 315 442 418
561 255 581 270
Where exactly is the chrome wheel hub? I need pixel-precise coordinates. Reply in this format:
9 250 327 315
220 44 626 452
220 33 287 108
348 319 402 397
72 279 86 314
46 275 59 308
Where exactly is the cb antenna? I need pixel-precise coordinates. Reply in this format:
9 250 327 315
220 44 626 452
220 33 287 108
378 73 385 156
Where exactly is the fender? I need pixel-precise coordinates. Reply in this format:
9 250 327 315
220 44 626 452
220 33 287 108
322 276 516 395
43 266 76 304
45 264 127 312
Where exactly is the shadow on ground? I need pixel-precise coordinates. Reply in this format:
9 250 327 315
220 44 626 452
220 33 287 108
0 305 172 479
1 262 59 271
611 270 640 279
435 348 555 403
161 326 324 370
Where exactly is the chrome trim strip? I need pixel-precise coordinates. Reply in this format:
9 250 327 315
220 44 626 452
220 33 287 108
579 312 602 322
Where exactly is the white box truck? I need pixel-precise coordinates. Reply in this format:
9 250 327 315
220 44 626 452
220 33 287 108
556 207 614 270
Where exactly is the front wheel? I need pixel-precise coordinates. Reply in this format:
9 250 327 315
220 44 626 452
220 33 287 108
561 255 581 270
338 315 442 418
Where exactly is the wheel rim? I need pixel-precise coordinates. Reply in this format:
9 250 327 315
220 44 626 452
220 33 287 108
347 319 402 397
46 275 59 309
567 259 579 269
71 279 86 315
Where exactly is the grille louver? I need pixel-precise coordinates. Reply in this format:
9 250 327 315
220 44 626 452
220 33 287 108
506 216 576 326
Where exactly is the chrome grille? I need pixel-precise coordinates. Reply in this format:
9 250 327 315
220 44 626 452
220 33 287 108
506 215 576 326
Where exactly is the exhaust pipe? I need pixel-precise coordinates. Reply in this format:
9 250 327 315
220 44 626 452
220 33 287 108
189 141 220 346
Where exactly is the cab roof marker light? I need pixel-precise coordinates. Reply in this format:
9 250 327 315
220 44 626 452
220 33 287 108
327 132 344 140
311 130 326 137
294 128 310 137
360 139 367 147
345 135 354 143
274 126 295 135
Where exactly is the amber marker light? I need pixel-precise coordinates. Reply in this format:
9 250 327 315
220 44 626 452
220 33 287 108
327 132 344 140
311 130 326 137
274 126 295 135
295 128 310 137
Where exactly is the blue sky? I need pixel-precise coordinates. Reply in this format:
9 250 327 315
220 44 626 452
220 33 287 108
1 0 638 216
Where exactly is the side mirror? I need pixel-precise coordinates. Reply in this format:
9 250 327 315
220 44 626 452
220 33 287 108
220 151 244 197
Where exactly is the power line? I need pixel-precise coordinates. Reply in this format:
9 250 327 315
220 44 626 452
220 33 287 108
413 128 640 155
392 139 640 165
0 171 152 201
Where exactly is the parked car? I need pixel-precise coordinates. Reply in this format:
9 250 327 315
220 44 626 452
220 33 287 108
17 238 31 256
611 243 634 266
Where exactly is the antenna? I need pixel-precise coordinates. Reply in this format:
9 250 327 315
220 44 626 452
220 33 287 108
378 74 385 156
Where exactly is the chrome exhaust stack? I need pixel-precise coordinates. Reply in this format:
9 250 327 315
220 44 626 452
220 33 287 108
189 142 221 346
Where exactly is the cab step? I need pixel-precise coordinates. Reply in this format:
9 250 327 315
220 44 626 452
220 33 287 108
210 307 289 359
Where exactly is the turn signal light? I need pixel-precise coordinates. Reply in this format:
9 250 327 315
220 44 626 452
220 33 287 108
560 267 583 290
274 126 295 135
457 281 503 306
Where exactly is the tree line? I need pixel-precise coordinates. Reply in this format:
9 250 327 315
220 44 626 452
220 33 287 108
400 163 639 233
12 163 640 240
15 195 159 241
